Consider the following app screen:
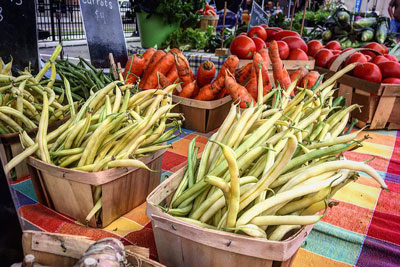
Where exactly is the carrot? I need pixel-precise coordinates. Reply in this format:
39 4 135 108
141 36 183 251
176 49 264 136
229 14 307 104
235 63 252 85
166 65 179 84
174 53 195 88
139 50 166 88
123 55 145 85
253 52 272 93
225 75 254 108
141 53 174 89
214 55 240 98
179 80 197 98
169 48 182 56
157 72 172 88
216 55 239 80
197 61 216 87
290 67 309 86
299 71 321 89
142 48 157 70
268 40 291 89
258 48 271 66
191 83 200 98
195 76 225 101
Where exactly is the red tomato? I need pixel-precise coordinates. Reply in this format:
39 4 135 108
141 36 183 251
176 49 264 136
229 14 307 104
238 32 247 36
341 48 353 54
261 24 268 30
377 61 400 78
265 42 270 48
282 36 308 54
381 44 389 54
382 77 400 84
372 55 390 65
248 26 267 41
331 50 341 55
230 35 256 59
384 54 398 62
353 63 382 83
365 55 372 62
326 54 340 69
288 48 308 60
314 49 334 68
363 42 385 54
344 52 367 66
365 55 372 61
273 30 300 41
251 37 267 52
276 40 290 60
325 41 341 50
360 50 377 60
307 40 323 57
266 27 283 42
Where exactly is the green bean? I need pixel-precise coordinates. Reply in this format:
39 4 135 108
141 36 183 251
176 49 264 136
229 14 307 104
38 92 51 163
187 136 198 188
239 135 298 211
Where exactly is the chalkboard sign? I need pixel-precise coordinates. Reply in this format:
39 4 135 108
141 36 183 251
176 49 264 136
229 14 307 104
0 0 39 73
248 2 269 29
79 0 128 68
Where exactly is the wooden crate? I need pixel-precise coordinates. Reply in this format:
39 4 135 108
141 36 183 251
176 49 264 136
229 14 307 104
27 148 166 228
20 231 163 267
0 118 69 181
172 95 232 133
146 166 313 267
315 66 400 129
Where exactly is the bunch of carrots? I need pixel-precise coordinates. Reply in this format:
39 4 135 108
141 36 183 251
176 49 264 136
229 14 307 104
123 48 217 100
123 42 321 107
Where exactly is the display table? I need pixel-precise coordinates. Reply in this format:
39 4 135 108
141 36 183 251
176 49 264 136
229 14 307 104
129 47 227 74
9 128 400 266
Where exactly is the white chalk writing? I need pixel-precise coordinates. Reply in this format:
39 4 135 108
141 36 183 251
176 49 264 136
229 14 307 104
95 9 106 24
81 0 113 10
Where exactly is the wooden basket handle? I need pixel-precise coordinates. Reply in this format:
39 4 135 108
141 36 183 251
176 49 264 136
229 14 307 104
329 48 383 72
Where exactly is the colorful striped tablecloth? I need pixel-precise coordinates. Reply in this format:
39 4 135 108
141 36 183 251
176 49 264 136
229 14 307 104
128 47 226 74
8 128 400 266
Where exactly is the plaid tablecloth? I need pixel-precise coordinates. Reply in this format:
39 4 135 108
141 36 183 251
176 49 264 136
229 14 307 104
8 127 400 266
128 47 227 74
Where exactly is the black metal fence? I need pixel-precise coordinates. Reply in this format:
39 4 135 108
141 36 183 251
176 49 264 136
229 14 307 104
36 0 137 41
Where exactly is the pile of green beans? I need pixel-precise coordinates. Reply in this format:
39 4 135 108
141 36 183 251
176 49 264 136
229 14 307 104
54 57 115 101
164 63 388 240
0 45 76 134
5 82 182 226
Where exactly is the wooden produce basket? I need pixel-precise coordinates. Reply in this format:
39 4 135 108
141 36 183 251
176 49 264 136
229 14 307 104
0 117 69 181
20 231 164 267
315 48 400 129
146 166 313 267
199 15 219 32
172 95 232 133
27 148 166 228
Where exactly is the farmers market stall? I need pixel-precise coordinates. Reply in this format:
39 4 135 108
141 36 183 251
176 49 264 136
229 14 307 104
2 0 400 265
8 126 400 265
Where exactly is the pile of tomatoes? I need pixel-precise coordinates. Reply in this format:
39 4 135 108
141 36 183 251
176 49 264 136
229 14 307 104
198 3 217 16
311 40 400 84
230 26 311 61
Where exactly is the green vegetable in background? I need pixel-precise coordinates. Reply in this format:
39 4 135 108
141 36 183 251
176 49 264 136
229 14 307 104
162 27 213 51
204 28 235 53
375 20 388 44
337 11 350 24
361 29 374 42
322 30 332 41
353 17 376 28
